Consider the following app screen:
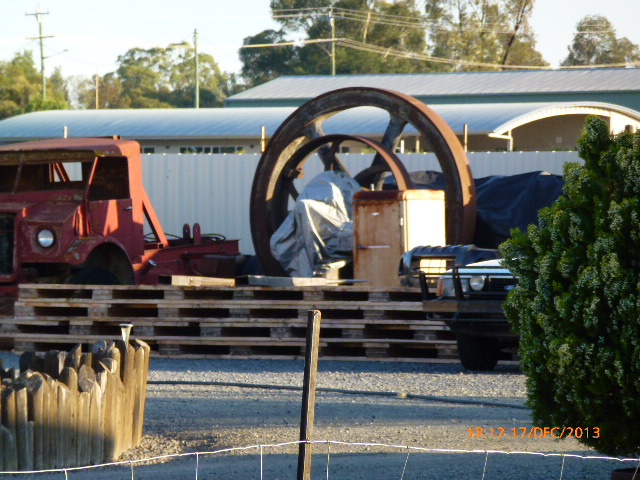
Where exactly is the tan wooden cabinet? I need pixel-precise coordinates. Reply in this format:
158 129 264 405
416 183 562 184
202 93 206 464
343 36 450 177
353 190 446 286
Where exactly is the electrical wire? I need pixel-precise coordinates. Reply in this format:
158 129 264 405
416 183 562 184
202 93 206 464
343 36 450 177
239 35 640 69
336 38 640 69
240 38 340 49
272 6 621 36
273 6 518 34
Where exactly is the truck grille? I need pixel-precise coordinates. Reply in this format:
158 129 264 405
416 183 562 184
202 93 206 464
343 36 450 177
486 276 517 293
0 214 15 275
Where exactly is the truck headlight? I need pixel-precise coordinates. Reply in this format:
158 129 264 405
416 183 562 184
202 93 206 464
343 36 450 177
469 275 485 291
437 277 470 297
37 228 56 248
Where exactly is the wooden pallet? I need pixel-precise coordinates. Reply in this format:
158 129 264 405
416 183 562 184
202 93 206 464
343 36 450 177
1 283 459 362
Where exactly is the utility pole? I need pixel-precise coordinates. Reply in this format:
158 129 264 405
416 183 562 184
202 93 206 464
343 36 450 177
329 7 336 76
194 28 200 108
95 74 100 109
26 8 53 101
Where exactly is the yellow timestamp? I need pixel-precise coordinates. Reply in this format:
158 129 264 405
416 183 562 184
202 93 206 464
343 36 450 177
468 427 600 439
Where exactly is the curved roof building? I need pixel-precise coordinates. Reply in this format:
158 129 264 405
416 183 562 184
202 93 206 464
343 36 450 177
0 101 638 153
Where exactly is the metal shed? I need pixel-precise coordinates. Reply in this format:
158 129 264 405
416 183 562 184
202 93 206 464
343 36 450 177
0 101 638 153
225 68 640 111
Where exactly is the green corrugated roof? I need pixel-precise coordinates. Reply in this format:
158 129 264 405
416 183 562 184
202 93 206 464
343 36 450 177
225 68 640 109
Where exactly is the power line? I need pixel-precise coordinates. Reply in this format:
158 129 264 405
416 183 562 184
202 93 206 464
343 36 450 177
240 37 340 49
273 6 516 34
337 38 640 69
240 36 640 70
272 6 623 37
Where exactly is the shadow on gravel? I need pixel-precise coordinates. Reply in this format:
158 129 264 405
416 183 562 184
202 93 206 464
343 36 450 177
148 357 522 375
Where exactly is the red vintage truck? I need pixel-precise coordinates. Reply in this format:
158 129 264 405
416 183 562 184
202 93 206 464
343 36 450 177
0 136 240 295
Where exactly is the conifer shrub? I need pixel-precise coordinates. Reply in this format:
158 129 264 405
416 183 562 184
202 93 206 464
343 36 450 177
500 116 640 455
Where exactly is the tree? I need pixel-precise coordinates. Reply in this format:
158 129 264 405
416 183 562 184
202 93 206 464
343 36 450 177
240 0 430 86
562 15 640 66
74 45 232 109
240 30 302 87
424 0 547 71
0 51 69 119
501 117 640 455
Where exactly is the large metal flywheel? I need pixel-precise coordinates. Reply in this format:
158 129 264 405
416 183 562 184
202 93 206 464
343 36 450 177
250 87 477 276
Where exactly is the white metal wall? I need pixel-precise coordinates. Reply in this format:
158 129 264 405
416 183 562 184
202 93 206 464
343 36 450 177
142 151 581 254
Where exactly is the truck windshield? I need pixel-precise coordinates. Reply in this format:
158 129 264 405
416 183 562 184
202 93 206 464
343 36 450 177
0 162 86 193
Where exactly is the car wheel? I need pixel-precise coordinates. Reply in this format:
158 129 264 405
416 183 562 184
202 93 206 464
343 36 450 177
456 334 499 371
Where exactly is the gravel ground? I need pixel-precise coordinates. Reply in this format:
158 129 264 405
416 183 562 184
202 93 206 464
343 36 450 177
0 353 629 479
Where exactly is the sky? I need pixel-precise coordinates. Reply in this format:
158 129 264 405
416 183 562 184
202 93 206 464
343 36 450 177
1 0 639 81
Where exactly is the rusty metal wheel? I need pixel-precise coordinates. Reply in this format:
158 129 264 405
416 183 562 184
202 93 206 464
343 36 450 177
250 87 477 276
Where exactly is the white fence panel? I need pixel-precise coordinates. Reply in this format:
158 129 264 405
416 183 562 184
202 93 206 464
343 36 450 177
142 151 581 254
142 154 260 254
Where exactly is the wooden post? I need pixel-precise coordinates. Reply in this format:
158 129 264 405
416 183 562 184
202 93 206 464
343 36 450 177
56 383 71 468
0 424 15 471
99 361 118 461
15 387 32 470
19 351 36 373
27 373 45 470
297 310 322 480
61 367 79 465
66 344 83 370
131 339 150 447
132 343 145 446
77 391 90 466
121 342 135 452
89 383 102 465
0 423 5 471
43 375 55 469
2 387 18 470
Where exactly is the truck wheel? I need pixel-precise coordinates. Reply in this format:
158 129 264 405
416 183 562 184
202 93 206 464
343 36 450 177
456 334 499 371
68 267 121 285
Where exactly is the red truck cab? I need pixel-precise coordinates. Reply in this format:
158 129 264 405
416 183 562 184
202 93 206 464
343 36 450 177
0 137 240 295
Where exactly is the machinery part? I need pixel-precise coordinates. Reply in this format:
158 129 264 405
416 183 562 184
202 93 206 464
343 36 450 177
284 133 414 198
250 87 477 277
456 334 499 371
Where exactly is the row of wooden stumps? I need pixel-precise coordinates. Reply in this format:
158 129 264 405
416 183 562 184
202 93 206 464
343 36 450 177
0 337 150 472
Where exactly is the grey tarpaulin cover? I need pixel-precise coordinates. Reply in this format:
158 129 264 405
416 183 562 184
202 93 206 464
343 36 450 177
270 171 361 277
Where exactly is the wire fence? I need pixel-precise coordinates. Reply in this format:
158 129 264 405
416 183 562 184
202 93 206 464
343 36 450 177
2 440 639 479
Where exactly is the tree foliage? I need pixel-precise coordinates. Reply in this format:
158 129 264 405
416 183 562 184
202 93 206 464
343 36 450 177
501 117 640 456
240 0 546 85
424 0 546 71
562 15 640 66
0 51 69 119
241 0 430 85
240 29 302 87
75 45 236 109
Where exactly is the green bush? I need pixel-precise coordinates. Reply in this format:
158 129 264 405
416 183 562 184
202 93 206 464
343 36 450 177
500 116 640 456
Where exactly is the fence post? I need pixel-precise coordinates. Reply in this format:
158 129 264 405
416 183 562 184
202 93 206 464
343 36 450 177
2 387 18 470
297 310 322 480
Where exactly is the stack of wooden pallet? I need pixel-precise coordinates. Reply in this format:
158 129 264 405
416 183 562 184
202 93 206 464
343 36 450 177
1 283 458 362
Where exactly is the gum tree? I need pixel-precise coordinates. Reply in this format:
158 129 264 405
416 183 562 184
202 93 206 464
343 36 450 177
501 116 640 455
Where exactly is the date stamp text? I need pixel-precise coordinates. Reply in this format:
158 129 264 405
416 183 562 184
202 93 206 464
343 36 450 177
468 427 600 439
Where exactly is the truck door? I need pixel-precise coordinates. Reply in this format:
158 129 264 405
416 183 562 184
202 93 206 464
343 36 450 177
86 157 143 257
